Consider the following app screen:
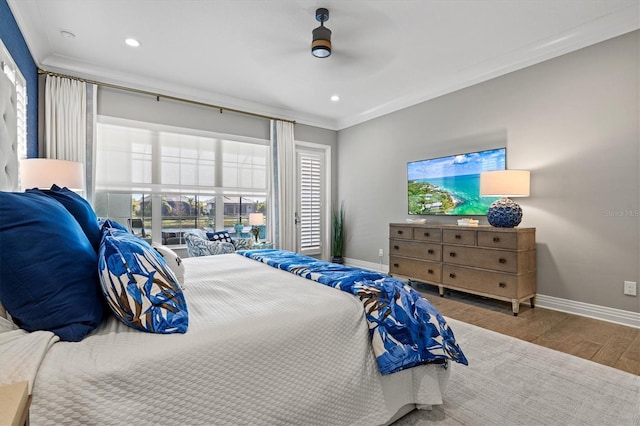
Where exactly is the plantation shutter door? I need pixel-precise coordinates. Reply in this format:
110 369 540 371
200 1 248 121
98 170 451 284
297 150 323 256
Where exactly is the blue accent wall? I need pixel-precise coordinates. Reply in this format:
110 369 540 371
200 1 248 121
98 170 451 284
0 0 38 158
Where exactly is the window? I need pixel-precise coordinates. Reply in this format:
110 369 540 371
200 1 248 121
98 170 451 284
1 40 27 162
94 117 269 245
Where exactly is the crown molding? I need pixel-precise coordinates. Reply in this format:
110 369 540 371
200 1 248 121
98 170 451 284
336 6 640 130
9 0 638 132
39 55 339 130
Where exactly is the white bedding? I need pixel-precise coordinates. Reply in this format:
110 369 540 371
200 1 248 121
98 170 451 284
23 253 450 425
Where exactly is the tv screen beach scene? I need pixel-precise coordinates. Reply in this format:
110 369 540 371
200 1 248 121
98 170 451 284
408 148 506 215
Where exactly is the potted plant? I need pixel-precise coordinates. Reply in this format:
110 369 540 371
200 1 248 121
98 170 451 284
331 203 345 264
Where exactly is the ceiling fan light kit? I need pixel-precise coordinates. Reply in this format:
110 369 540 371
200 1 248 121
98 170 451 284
312 7 332 58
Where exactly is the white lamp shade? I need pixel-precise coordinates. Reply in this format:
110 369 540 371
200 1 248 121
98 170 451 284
20 159 84 191
480 170 530 197
249 212 264 226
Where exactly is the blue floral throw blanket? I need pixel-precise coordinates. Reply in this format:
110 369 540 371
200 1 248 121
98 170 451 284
237 249 468 374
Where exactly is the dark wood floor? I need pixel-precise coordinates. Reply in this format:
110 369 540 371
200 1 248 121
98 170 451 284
414 283 640 376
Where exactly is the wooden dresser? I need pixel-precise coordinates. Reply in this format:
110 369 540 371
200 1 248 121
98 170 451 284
389 223 536 315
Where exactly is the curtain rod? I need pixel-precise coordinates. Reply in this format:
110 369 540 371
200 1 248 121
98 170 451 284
38 68 296 124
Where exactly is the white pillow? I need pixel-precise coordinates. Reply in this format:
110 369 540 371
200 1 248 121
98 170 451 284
152 243 185 287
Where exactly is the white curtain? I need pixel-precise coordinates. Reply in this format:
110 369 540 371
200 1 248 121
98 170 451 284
44 76 96 200
270 120 296 251
45 76 86 162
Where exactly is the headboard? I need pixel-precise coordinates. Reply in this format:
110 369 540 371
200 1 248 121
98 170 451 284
0 70 19 191
0 71 18 319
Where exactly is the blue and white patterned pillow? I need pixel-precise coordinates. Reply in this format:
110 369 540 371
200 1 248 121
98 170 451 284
233 238 254 250
206 230 233 243
98 224 189 334
99 218 129 232
185 232 235 257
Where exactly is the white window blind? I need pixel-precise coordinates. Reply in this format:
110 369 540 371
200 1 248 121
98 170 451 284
298 151 323 255
222 139 268 189
160 132 216 189
1 41 27 160
96 124 153 189
15 79 26 159
96 117 268 194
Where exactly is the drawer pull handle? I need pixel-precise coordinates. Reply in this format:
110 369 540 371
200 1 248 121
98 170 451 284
397 230 403 235
424 232 430 237
428 249 434 254
455 234 461 239
449 252 456 257
498 282 506 288
393 263 399 268
449 273 456 278
427 269 433 274
499 258 507 264
393 245 399 250
493 237 500 242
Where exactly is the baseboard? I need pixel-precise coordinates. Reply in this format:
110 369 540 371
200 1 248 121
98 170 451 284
344 257 388 273
343 258 639 329
535 294 640 329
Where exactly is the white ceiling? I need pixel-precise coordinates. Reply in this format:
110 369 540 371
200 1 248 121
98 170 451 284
8 0 640 130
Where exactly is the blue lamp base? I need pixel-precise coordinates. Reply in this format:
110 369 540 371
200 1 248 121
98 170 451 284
487 197 523 228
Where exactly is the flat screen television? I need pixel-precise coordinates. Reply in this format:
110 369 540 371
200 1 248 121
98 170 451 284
408 147 506 215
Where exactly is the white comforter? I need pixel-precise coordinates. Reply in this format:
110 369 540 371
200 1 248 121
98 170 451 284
10 254 450 425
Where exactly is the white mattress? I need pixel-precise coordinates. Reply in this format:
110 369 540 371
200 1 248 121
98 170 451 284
28 253 450 425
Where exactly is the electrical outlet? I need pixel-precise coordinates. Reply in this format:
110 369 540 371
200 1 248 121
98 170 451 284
624 281 637 296
378 248 384 257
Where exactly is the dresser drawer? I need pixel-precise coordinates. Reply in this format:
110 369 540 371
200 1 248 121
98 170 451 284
389 256 442 282
442 229 476 245
389 240 441 262
412 227 442 243
389 225 413 240
443 245 518 273
477 231 518 250
442 265 518 298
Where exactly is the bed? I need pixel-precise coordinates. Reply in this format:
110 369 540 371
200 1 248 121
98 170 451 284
0 85 465 424
2 250 463 425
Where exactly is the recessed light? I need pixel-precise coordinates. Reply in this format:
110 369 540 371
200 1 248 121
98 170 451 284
125 38 140 47
60 30 75 39
330 95 340 102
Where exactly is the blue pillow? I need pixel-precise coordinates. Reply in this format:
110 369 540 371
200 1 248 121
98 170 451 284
27 185 101 252
206 230 233 243
0 192 103 341
98 226 189 334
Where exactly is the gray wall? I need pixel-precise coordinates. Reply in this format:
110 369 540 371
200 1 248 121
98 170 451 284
98 86 268 139
295 123 339 207
337 31 639 313
98 87 337 151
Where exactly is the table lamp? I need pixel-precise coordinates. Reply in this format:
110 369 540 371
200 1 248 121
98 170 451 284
480 170 530 227
249 212 264 242
20 159 84 191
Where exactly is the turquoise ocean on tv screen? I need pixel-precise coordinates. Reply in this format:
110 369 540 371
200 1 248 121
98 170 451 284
418 174 498 215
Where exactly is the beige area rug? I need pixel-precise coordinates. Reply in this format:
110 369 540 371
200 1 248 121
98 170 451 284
393 318 640 426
